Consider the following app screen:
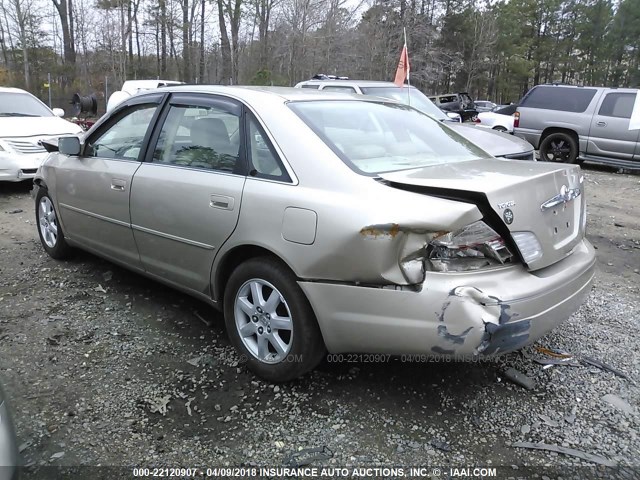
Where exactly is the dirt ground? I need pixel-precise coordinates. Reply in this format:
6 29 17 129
0 165 639 478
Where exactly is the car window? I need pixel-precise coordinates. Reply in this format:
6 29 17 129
300 84 320 89
438 95 457 104
289 100 490 175
321 86 357 93
359 86 448 120
247 114 291 182
520 86 597 113
152 104 240 172
598 92 635 119
0 92 53 117
85 104 158 160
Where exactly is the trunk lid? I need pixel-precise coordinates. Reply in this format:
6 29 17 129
379 158 586 271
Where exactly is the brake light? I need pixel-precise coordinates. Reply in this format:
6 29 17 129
513 111 520 128
474 117 481 124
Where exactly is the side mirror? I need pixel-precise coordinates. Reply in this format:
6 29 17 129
52 108 65 117
58 136 81 156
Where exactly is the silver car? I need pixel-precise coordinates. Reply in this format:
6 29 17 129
35 86 595 381
0 384 19 480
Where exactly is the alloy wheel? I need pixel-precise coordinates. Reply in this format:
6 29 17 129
234 278 293 364
39 197 58 248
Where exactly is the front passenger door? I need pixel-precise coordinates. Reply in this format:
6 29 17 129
130 94 246 296
54 97 162 268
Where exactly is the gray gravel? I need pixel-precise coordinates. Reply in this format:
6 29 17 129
0 169 639 474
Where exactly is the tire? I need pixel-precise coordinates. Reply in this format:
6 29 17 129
223 257 325 382
493 126 508 132
539 132 578 163
35 187 71 259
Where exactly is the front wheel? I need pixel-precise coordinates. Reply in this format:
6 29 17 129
35 187 71 259
223 257 325 382
492 125 508 132
539 132 578 163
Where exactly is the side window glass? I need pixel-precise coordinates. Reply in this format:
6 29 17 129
86 105 157 160
598 93 634 119
247 115 291 182
153 104 241 172
300 84 320 89
321 86 357 93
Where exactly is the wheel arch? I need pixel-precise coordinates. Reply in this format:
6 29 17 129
540 127 579 146
213 244 297 305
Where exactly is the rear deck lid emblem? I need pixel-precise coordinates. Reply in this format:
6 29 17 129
541 185 581 211
503 208 514 224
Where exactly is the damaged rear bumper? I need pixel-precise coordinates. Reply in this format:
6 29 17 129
299 239 595 357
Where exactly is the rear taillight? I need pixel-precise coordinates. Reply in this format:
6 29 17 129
474 117 481 123
513 111 520 128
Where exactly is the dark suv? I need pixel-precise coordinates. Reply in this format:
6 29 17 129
428 93 478 121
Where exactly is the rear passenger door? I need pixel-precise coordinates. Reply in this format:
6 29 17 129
129 93 246 296
587 91 640 160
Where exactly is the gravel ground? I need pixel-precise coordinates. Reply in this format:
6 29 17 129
0 167 639 478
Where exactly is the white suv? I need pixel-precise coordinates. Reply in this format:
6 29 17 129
0 87 83 182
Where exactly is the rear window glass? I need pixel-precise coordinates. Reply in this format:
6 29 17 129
438 95 457 103
521 86 597 112
598 92 635 118
289 100 490 175
495 104 517 115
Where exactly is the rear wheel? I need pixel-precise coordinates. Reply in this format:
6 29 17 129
493 126 508 132
35 187 71 259
539 132 578 163
223 257 325 382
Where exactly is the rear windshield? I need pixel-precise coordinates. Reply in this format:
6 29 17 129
495 104 517 115
288 100 490 175
520 86 597 112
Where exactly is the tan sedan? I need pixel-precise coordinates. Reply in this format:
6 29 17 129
34 86 595 381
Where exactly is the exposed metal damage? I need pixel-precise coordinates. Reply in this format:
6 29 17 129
433 286 530 357
357 223 449 286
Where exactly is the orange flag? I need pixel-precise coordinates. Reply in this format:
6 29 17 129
394 43 410 87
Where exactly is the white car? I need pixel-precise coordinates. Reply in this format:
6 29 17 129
0 87 83 182
474 105 517 133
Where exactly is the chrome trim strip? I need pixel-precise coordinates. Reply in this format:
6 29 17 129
59 203 130 228
131 224 216 250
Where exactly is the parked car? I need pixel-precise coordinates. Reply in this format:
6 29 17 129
428 92 477 121
295 80 534 160
475 104 518 133
35 86 595 381
474 100 497 113
0 87 83 182
514 84 640 169
0 383 19 480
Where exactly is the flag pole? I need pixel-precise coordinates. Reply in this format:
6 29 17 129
404 27 411 106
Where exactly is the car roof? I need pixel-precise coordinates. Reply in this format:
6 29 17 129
0 87 30 94
297 80 409 88
140 85 386 103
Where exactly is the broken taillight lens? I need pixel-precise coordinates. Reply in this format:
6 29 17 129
426 221 513 272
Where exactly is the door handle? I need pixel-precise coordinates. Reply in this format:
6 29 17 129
596 121 607 127
210 194 235 210
111 179 127 191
